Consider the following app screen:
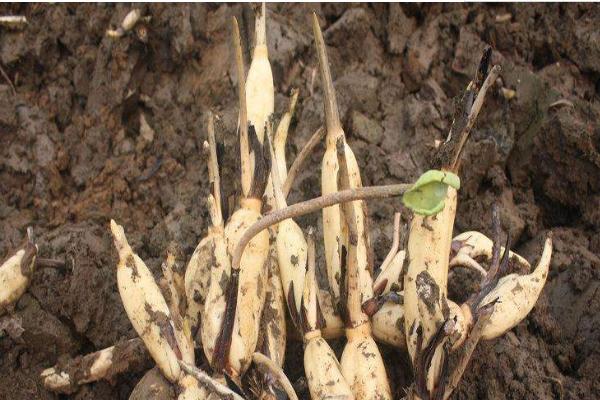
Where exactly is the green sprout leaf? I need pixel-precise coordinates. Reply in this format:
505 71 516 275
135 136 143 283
402 170 460 216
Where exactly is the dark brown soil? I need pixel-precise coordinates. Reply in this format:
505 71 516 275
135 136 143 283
1 3 599 400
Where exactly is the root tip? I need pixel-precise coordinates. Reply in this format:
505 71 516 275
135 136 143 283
109 219 130 254
26 226 34 244
311 11 319 27
109 219 120 235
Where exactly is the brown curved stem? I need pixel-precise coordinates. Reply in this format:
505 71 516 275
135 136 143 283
231 183 411 272
282 126 326 198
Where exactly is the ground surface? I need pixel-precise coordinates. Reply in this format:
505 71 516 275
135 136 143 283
1 3 599 400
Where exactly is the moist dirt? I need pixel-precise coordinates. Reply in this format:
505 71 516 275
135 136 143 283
1 3 599 400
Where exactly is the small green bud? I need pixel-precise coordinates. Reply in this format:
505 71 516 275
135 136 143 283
402 170 460 216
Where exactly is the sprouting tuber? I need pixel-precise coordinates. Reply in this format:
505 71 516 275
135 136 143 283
472 236 553 340
185 116 228 336
312 13 373 315
110 221 226 400
197 113 231 365
266 128 307 328
403 49 500 398
246 2 274 203
110 220 186 382
211 16 270 378
184 225 209 332
255 87 301 374
214 124 270 379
